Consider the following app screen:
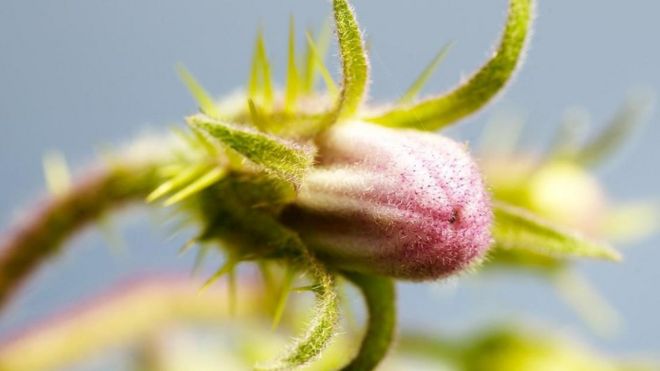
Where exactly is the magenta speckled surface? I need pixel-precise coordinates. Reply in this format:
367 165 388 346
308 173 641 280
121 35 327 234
286 121 492 280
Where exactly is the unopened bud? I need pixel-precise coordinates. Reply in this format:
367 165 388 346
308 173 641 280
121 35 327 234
283 121 492 280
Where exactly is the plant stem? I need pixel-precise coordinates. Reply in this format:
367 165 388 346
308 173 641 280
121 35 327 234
341 272 396 371
0 161 162 312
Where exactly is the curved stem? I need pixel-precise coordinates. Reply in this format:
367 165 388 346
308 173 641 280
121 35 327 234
0 161 162 313
341 272 396 371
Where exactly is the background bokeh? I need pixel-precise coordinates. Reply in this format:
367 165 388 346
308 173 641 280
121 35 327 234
1 0 658 362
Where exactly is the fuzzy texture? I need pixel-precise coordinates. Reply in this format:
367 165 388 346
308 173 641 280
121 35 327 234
283 121 492 280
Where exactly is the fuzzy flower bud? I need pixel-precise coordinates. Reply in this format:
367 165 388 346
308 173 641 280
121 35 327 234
283 121 492 280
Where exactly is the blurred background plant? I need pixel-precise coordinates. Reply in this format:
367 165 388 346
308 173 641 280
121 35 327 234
0 0 659 370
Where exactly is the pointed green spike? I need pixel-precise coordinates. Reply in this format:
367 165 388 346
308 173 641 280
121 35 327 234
171 126 200 151
493 201 622 262
291 284 320 293
97 215 126 256
176 64 221 118
303 21 332 94
258 262 275 292
366 0 534 130
43 151 72 196
228 266 238 316
302 27 316 95
573 92 654 167
192 244 211 274
260 50 275 109
248 99 269 132
249 31 263 99
200 258 237 292
188 114 315 185
547 107 590 159
189 126 221 157
285 15 300 113
257 30 275 108
477 109 526 155
178 237 198 256
554 270 620 335
146 163 209 203
248 30 275 109
272 266 296 329
398 43 453 104
305 32 339 97
164 167 226 206
327 0 369 124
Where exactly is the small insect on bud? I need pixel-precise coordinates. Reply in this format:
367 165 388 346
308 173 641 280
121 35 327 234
283 121 492 280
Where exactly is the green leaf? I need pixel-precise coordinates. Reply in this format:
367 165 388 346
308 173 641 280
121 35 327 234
493 201 622 261
340 272 396 371
284 16 300 113
327 0 369 124
398 43 453 104
366 0 533 130
572 92 653 167
176 64 221 119
188 114 316 185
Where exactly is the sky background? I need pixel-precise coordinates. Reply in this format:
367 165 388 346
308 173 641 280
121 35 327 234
1 0 659 365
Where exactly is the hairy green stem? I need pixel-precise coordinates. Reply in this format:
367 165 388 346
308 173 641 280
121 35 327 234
0 161 162 312
341 272 396 371
254 237 339 370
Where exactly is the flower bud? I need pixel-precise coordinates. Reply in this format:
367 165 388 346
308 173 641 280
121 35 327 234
283 121 492 280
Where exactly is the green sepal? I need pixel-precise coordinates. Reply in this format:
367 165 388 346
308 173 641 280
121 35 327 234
188 114 316 185
365 0 533 131
194 179 339 370
492 201 621 261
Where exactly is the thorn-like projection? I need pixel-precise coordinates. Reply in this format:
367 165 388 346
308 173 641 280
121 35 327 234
177 64 221 119
398 42 453 104
43 151 72 196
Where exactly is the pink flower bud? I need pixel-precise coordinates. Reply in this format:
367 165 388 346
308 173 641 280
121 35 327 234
283 121 492 280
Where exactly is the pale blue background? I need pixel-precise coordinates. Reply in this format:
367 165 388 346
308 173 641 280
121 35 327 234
1 0 659 365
